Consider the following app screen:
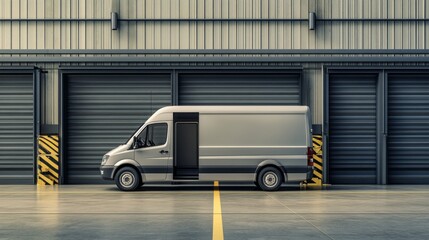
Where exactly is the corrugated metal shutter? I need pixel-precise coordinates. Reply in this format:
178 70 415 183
388 74 429 184
328 74 378 184
178 73 301 105
65 74 171 184
0 74 34 184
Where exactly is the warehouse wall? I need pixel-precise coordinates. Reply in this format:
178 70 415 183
1 0 428 50
1 0 429 124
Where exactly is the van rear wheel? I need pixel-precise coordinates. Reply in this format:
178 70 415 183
258 167 282 191
115 167 141 191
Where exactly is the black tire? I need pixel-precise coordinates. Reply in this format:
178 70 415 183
115 167 141 191
257 167 283 191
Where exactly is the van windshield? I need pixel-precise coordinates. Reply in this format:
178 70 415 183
125 123 145 144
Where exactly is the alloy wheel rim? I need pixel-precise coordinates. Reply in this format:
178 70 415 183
120 172 134 187
264 172 278 187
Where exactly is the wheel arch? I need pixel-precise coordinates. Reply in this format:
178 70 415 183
112 159 142 181
254 160 287 183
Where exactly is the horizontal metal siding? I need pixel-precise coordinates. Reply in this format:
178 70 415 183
388 74 429 184
328 74 378 184
65 74 171 183
178 73 301 105
0 74 33 184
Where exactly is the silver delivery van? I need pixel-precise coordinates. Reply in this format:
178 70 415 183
100 106 313 191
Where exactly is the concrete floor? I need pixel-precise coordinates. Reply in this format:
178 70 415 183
1 184 429 240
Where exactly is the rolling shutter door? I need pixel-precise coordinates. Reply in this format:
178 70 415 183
0 74 34 184
65 74 171 184
178 73 301 105
328 74 378 184
388 74 429 184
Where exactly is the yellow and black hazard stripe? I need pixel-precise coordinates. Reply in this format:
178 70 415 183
37 135 59 186
304 135 323 186
312 135 323 181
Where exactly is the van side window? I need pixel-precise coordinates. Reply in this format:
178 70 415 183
139 123 167 148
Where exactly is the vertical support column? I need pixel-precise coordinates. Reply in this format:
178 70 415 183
58 71 67 185
172 70 178 105
33 68 41 184
376 70 387 185
300 71 307 106
381 71 388 184
322 68 329 184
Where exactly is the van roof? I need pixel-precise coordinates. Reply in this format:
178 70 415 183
155 105 309 114
146 106 309 123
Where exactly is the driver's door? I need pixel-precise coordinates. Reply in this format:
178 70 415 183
134 122 170 181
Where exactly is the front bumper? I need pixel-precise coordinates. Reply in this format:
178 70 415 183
100 166 114 180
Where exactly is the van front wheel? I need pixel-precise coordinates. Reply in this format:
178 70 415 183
257 167 283 191
115 167 141 191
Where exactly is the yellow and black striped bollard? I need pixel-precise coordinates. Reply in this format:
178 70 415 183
37 135 59 185
302 135 324 188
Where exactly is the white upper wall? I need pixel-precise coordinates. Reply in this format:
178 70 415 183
0 0 428 50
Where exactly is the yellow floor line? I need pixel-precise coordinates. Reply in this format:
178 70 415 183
213 181 224 240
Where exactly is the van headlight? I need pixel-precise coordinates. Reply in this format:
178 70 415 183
101 155 110 165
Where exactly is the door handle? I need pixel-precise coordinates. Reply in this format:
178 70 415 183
159 150 169 154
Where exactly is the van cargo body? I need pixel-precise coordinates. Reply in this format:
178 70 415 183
100 106 313 191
